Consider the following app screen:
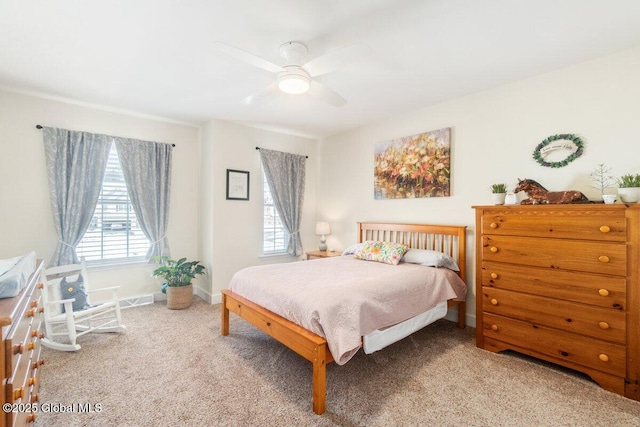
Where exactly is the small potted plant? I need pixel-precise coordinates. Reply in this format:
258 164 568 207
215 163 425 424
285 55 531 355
152 256 205 309
617 174 640 203
590 163 616 202
490 183 508 205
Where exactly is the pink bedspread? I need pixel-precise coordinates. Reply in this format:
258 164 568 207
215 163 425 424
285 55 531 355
228 256 467 365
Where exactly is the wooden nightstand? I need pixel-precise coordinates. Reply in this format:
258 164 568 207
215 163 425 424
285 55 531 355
305 250 342 260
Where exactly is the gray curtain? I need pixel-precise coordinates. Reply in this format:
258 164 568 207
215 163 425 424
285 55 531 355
114 138 172 260
43 127 112 266
259 148 306 256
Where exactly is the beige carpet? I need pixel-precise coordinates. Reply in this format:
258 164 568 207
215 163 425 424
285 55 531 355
38 297 640 426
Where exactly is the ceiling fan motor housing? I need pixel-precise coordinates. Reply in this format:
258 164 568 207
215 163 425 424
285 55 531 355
279 41 308 65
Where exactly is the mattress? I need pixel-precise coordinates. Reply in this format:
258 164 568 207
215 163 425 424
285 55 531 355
363 300 447 354
0 252 37 299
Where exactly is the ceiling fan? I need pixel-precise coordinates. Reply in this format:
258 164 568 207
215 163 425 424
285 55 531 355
213 41 371 107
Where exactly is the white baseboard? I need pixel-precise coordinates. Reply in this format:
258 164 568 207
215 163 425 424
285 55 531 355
209 291 222 305
195 286 213 304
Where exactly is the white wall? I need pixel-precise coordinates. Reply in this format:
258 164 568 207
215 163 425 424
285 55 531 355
0 91 200 300
318 46 640 327
198 119 317 303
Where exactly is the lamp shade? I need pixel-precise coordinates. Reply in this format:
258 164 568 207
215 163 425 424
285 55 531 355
315 222 331 236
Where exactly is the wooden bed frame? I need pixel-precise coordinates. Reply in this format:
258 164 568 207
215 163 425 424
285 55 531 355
221 222 467 415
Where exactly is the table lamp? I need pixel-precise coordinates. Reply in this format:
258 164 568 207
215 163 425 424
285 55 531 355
315 222 331 251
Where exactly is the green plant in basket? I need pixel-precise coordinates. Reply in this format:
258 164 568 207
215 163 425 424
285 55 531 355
152 256 205 294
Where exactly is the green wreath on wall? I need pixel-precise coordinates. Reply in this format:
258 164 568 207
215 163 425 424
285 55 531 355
532 133 584 168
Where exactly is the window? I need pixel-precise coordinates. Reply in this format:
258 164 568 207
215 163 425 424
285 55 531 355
76 143 150 262
263 173 288 254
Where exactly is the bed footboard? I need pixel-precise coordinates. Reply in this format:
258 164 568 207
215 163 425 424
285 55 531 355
221 289 333 415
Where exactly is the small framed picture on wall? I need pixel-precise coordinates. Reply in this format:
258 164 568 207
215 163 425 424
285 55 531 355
226 169 250 200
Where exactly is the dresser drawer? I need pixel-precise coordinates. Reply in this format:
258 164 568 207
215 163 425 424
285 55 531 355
4 300 37 379
481 208 626 241
482 287 626 344
6 350 30 406
482 313 626 377
481 235 626 276
481 262 626 310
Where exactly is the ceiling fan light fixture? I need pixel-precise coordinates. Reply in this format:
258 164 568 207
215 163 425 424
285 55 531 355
278 74 310 94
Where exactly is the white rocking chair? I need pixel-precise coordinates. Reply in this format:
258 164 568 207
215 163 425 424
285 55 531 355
41 260 126 351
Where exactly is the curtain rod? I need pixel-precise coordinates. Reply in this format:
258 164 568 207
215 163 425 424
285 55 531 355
255 146 308 159
36 125 176 147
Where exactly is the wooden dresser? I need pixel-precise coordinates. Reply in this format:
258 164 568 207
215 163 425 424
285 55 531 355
473 205 639 401
0 260 45 426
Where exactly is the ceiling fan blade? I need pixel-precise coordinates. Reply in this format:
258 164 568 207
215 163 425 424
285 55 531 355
308 80 346 107
241 82 279 105
213 42 283 74
304 43 371 77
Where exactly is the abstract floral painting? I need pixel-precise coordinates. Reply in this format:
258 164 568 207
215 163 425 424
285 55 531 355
374 127 451 199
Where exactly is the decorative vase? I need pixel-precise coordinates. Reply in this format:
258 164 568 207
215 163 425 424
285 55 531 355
617 187 640 203
504 193 518 205
492 193 506 205
166 284 193 309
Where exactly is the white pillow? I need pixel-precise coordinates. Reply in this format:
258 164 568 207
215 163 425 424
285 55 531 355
341 243 364 256
401 249 460 271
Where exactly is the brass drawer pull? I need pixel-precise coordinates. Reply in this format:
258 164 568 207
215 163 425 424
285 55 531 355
27 377 37 387
27 414 36 423
599 354 609 362
26 309 36 317
490 222 498 229
599 225 611 233
490 246 498 253
26 341 36 351
599 322 610 330
490 272 498 279
13 387 24 401
490 298 498 306
13 342 24 355
32 358 45 371
598 289 610 297
598 255 610 263
491 324 499 331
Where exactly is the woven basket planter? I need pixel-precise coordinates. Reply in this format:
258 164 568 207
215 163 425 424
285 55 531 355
166 284 193 310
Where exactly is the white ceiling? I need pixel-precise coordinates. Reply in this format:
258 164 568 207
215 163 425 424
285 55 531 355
2 0 640 139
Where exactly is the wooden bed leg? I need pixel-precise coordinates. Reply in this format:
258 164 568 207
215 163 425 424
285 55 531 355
312 344 327 415
457 301 466 329
221 291 229 336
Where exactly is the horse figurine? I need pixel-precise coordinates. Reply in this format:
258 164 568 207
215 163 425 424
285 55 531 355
514 178 589 204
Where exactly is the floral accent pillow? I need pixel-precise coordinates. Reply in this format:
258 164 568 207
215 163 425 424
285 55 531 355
354 241 409 265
